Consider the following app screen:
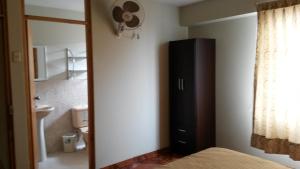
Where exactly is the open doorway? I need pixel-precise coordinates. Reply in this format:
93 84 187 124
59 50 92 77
22 0 94 169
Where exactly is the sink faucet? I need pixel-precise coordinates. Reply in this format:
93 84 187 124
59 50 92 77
34 96 41 108
34 96 41 100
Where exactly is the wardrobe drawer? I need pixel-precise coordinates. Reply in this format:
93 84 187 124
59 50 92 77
172 129 195 154
174 128 194 139
173 137 194 154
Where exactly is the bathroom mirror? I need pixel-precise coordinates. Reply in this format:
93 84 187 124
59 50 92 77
33 46 48 81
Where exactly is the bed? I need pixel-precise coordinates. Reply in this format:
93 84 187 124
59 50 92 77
155 148 291 169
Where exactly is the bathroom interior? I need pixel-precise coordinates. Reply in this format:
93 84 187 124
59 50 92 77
25 0 90 169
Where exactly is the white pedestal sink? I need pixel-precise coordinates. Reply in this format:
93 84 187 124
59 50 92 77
36 105 54 162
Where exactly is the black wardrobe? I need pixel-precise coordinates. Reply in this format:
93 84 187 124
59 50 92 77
169 38 216 155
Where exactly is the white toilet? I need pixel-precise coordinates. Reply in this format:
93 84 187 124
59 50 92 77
72 105 89 148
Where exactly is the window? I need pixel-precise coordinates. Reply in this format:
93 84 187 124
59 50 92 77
252 1 300 160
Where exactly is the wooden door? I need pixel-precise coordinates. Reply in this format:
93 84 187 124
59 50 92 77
0 0 15 168
26 21 39 169
0 17 10 169
0 0 3 15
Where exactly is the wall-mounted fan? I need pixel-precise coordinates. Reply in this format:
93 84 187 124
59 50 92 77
112 0 145 39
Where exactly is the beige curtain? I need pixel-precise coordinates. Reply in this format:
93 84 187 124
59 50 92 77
252 1 300 160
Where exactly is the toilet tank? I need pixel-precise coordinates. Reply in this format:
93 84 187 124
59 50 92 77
72 105 88 128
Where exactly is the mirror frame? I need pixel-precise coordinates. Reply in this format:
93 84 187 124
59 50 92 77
33 45 48 81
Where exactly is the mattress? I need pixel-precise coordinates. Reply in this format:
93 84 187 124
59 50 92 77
155 148 291 169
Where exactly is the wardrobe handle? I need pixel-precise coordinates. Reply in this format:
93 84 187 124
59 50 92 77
178 129 186 133
178 140 187 144
178 78 181 91
181 78 184 90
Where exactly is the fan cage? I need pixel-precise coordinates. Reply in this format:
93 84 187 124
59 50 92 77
112 0 145 31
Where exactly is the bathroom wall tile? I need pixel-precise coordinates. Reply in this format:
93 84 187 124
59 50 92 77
36 79 88 153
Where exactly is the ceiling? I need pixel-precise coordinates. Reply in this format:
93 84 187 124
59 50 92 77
25 0 205 12
155 0 205 6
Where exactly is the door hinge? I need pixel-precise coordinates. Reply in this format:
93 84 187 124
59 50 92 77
9 105 14 116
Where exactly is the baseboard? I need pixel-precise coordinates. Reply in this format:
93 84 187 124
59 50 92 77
101 147 171 169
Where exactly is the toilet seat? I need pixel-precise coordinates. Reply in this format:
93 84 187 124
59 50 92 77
79 127 88 134
79 127 88 147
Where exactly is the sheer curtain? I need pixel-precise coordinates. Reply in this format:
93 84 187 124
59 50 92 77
252 1 300 160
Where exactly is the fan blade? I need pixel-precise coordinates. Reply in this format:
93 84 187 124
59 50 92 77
123 1 140 12
112 6 124 23
125 15 140 28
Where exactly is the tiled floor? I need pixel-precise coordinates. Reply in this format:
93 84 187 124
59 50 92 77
39 150 88 169
117 151 182 169
38 150 180 169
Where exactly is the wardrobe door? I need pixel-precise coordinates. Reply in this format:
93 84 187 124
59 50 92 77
170 40 196 154
180 39 196 129
179 40 196 153
170 41 185 151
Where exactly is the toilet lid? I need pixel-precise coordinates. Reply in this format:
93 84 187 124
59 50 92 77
80 127 88 133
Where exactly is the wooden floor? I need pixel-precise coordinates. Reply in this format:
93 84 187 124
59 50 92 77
107 151 182 169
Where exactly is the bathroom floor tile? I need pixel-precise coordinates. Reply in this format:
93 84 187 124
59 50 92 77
39 150 88 169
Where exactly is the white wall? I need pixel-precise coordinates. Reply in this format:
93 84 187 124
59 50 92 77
189 15 300 168
91 0 187 168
